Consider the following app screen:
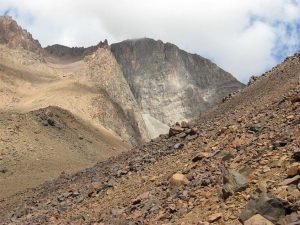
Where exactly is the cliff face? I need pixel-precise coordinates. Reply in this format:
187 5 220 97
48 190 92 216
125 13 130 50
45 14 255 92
0 16 41 52
111 38 244 137
83 48 149 144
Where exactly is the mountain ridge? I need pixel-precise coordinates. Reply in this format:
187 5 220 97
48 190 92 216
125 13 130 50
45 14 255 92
0 15 244 141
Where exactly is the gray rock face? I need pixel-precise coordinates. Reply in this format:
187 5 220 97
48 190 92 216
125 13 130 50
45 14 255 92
239 194 288 224
111 38 244 138
222 169 249 199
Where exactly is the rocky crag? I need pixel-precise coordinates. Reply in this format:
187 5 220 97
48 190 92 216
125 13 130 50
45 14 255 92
111 38 244 137
0 16 41 53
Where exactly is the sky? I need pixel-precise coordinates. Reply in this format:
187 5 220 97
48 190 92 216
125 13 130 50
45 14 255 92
0 0 300 83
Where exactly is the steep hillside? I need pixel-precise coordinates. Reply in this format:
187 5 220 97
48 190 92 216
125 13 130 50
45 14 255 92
0 106 128 199
1 52 299 224
111 38 244 137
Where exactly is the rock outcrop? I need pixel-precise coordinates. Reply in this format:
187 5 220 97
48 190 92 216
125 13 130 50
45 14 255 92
83 48 149 144
0 16 41 52
111 38 244 138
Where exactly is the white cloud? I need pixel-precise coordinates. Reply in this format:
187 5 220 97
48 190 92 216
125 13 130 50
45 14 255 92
0 0 299 82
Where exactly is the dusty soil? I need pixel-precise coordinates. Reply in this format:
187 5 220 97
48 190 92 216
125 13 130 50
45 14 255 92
0 53 299 224
0 106 129 199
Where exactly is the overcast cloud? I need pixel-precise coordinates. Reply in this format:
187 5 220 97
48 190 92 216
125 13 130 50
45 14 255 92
1 0 300 82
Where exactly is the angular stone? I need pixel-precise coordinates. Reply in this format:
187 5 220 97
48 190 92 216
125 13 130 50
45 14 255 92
190 127 198 135
239 194 287 223
291 95 300 103
111 208 124 217
174 143 184 149
169 126 185 136
186 134 198 141
207 213 222 223
248 123 264 133
222 169 249 199
192 153 209 162
91 182 102 191
292 150 300 162
287 163 300 177
169 173 189 187
280 175 300 186
176 132 187 138
245 214 274 225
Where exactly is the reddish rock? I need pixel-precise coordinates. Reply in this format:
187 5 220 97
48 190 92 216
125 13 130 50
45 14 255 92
287 163 300 177
245 214 274 225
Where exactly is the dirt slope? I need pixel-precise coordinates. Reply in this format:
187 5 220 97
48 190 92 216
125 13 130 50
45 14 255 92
0 53 299 224
0 44 149 144
0 106 129 199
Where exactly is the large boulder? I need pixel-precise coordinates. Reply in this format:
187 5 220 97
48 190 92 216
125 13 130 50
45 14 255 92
239 194 289 224
222 169 249 199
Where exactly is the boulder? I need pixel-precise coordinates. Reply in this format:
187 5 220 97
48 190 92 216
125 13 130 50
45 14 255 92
239 194 287 223
222 169 249 199
169 173 189 187
287 163 300 177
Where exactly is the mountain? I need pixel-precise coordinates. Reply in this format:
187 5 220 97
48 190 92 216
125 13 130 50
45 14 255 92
1 50 299 224
0 16 245 200
0 16 244 144
111 38 244 137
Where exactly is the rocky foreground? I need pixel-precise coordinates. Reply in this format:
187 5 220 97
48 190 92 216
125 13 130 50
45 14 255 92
0 53 300 224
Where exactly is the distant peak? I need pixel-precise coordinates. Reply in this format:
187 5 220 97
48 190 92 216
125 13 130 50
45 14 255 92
44 39 109 60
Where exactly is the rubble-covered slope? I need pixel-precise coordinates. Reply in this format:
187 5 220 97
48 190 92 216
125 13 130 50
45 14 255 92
1 53 299 224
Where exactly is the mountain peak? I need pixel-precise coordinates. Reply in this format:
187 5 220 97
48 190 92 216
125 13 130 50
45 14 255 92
0 16 41 52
